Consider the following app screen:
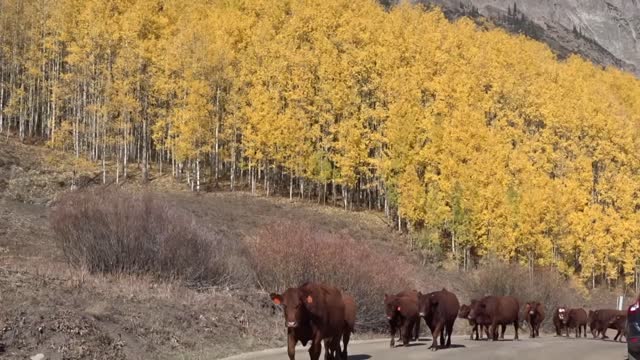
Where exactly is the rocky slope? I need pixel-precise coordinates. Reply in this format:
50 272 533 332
416 0 640 74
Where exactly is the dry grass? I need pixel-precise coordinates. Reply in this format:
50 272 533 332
50 189 250 287
248 221 419 332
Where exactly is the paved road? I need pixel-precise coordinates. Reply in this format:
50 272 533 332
223 335 627 360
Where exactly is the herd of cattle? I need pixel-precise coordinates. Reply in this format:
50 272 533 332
269 282 627 360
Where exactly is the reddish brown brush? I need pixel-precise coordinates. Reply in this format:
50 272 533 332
249 221 418 331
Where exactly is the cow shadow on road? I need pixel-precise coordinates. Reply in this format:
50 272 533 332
348 355 372 360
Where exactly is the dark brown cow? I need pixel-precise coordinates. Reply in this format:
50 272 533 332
468 295 520 341
397 289 421 341
271 283 346 360
384 291 420 348
524 302 545 338
458 303 490 340
418 288 460 351
554 307 568 336
590 309 626 339
608 314 627 342
562 308 587 338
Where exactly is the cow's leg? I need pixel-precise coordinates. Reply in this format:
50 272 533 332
342 330 350 359
471 323 477 340
446 320 454 348
414 318 421 341
489 323 497 341
430 321 444 350
601 328 609 340
501 324 507 339
513 320 519 341
401 320 413 346
484 325 490 340
309 334 323 360
287 334 297 360
529 320 535 338
389 322 396 348
439 324 446 348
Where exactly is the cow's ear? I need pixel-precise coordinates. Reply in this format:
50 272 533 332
306 295 313 304
270 293 283 305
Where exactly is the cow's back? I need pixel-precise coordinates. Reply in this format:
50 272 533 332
397 289 419 303
595 309 624 325
496 296 519 323
437 289 460 322
570 308 588 325
301 283 346 337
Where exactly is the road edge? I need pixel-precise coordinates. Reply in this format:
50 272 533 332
219 338 389 360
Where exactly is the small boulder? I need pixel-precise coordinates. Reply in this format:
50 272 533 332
30 354 45 360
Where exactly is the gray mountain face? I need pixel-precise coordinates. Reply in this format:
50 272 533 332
415 0 640 74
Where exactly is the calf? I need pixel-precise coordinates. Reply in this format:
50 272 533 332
384 291 420 348
418 288 460 351
469 295 519 341
562 308 587 338
608 314 627 342
271 282 346 360
459 304 489 340
525 302 545 338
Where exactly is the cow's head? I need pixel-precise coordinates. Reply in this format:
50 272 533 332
384 294 400 321
557 307 567 322
458 304 471 319
270 287 312 328
527 302 539 316
468 299 485 321
418 292 436 319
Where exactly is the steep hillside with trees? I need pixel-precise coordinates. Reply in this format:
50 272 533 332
2 0 640 289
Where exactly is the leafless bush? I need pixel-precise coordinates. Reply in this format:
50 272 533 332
462 256 585 331
248 222 417 332
51 189 246 287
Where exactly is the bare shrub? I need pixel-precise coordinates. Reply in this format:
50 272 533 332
248 222 417 332
462 256 585 331
51 189 245 286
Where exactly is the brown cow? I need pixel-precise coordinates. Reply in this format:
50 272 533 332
271 283 346 360
384 291 420 348
418 288 460 351
562 308 588 338
554 307 568 336
608 314 627 342
468 295 520 341
458 303 490 340
524 302 545 338
590 309 626 339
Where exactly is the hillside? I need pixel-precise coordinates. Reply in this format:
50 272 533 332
0 138 420 359
2 0 640 295
417 0 640 74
